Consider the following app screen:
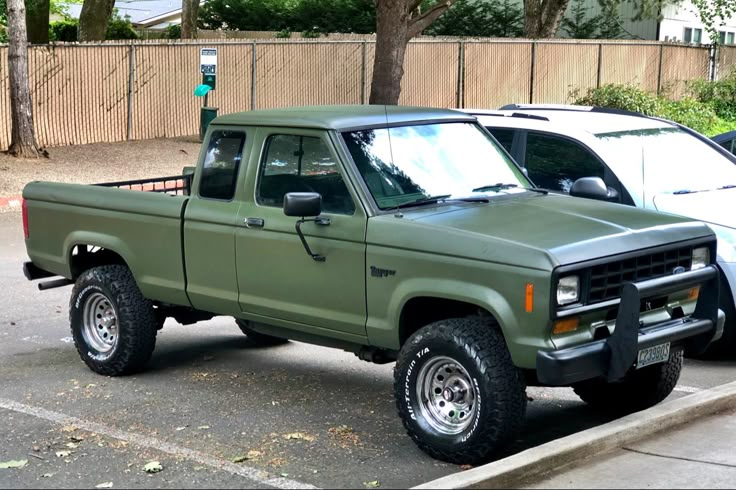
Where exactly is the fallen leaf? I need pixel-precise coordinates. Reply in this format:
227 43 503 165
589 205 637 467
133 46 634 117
197 425 210 430
246 450 262 460
364 481 381 488
0 460 27 469
175 426 188 431
283 432 316 442
143 461 163 474
280 473 289 478
55 451 71 458
95 482 113 488
232 455 249 463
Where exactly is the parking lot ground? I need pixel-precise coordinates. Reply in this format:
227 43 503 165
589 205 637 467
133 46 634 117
2 212 735 488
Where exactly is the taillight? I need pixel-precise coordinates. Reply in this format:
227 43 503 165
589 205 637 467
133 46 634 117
22 199 29 239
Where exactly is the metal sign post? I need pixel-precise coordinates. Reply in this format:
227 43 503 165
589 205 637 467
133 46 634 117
198 48 219 142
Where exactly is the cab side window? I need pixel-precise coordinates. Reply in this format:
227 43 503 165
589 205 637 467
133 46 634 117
199 130 246 200
257 134 355 215
524 132 605 193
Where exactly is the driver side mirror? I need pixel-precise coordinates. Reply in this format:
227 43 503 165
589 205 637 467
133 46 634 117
284 192 322 217
570 177 619 202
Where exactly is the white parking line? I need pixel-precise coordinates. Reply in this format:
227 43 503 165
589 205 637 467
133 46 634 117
674 385 702 394
0 397 317 490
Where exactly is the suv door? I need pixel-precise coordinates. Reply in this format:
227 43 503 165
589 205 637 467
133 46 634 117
235 128 368 340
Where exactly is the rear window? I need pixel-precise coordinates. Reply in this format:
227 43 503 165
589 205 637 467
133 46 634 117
199 130 246 200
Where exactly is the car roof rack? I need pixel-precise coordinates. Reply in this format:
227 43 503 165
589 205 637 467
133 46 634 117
462 108 549 122
499 103 649 119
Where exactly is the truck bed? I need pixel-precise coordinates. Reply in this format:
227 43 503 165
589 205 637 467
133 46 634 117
23 179 191 306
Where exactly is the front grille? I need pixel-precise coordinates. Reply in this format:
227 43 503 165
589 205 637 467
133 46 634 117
588 246 693 303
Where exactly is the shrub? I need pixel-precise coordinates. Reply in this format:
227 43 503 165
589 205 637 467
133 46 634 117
164 24 181 39
572 84 663 116
49 19 78 42
688 74 736 121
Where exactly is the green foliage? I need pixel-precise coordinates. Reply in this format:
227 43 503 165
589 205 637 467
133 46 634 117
199 0 376 34
423 0 523 37
164 24 181 39
572 83 736 136
561 0 624 39
48 12 139 41
49 18 78 41
301 28 321 38
688 73 736 120
275 28 292 38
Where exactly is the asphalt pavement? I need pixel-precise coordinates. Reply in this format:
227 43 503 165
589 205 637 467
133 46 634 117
1 212 735 489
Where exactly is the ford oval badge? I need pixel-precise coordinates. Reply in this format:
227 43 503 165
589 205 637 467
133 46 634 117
672 266 687 275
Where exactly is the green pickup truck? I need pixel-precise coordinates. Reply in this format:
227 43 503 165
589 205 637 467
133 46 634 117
23 106 724 464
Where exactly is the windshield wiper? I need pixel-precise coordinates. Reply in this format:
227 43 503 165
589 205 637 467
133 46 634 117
673 189 696 195
718 184 736 190
472 183 548 195
393 194 491 211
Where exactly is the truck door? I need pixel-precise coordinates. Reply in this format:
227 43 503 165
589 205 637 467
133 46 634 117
184 128 250 316
235 128 368 339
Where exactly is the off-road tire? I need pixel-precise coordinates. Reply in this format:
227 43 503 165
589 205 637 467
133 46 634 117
69 265 158 376
394 317 527 465
236 320 289 346
573 350 683 414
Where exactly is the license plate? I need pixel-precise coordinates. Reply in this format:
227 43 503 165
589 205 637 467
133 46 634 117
637 343 671 369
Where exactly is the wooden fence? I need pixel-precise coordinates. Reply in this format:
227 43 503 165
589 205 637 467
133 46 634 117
0 39 729 150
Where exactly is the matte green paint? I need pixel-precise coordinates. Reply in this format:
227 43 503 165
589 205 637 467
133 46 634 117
23 106 716 372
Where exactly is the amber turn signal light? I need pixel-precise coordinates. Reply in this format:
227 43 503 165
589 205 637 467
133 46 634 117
525 283 534 313
553 317 580 335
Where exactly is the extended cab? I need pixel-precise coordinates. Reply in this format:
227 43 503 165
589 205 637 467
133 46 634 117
23 106 724 464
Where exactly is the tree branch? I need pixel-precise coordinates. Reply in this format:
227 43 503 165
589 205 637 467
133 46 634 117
407 0 455 38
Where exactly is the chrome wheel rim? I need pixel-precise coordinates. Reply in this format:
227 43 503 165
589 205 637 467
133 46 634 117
82 292 118 353
416 356 477 435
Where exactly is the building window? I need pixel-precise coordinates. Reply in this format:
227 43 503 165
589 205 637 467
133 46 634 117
720 31 727 44
685 27 702 44
729 32 735 44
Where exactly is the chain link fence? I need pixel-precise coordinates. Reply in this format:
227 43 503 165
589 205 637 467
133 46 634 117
0 39 726 150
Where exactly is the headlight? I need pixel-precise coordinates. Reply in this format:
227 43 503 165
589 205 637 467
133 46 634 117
557 275 580 306
691 247 710 270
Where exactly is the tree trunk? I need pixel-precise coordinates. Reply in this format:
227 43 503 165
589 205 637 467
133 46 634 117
25 0 50 44
181 0 199 39
523 0 570 38
78 0 116 41
370 0 456 105
370 1 410 105
7 0 44 158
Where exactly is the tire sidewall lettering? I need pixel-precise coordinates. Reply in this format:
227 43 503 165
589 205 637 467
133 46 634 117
401 342 484 449
71 282 118 362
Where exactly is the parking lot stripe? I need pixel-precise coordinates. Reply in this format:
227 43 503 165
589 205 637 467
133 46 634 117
0 397 317 490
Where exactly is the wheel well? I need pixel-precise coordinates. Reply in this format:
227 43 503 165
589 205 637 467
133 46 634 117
70 245 127 279
399 297 496 345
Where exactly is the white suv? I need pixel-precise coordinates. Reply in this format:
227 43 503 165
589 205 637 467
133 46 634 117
466 104 736 356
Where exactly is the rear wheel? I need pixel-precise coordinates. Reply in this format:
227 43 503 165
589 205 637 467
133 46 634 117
235 320 288 346
573 350 683 415
69 265 158 376
394 317 527 464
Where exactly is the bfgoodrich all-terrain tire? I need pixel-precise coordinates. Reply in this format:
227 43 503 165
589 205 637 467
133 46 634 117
394 317 527 465
573 350 683 415
235 319 289 346
70 265 158 376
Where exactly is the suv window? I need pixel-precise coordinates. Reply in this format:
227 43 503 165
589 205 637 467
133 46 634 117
488 128 515 153
524 132 605 193
199 130 246 200
257 134 355 215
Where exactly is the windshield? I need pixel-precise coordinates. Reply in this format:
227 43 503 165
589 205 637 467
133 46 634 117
341 122 530 209
595 127 736 195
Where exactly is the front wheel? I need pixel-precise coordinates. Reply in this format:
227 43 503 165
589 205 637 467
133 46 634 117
394 317 527 465
573 350 683 414
69 265 158 376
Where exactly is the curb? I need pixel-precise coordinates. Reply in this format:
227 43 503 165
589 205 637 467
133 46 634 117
414 381 736 489
0 195 22 212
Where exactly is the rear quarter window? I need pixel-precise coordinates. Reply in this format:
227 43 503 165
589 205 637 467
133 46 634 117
199 130 246 200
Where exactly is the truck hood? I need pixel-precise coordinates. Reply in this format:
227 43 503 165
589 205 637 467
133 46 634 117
369 193 713 270
653 187 736 229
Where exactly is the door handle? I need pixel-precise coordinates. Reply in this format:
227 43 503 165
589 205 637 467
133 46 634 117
244 217 264 228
